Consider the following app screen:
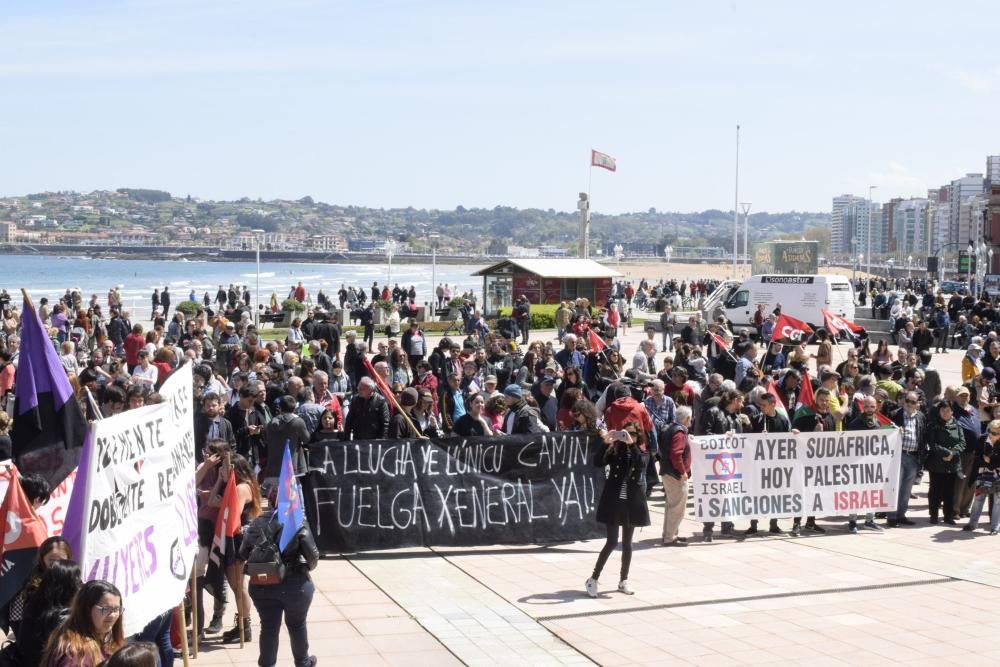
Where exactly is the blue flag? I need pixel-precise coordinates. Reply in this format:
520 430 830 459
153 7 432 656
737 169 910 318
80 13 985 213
277 442 304 551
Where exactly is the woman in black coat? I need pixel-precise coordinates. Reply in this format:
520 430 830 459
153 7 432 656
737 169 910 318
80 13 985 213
16 559 81 667
585 423 650 599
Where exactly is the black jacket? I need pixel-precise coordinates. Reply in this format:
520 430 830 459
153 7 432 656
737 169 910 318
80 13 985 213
702 405 743 436
501 400 546 434
925 417 965 474
194 414 236 463
312 321 341 359
453 413 489 437
594 442 651 527
792 411 836 433
343 394 391 440
263 412 311 478
388 411 421 439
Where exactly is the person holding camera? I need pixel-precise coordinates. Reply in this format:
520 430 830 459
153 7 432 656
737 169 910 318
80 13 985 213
586 423 650 598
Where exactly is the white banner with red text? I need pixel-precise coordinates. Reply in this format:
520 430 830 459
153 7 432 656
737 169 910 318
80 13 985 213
690 429 901 521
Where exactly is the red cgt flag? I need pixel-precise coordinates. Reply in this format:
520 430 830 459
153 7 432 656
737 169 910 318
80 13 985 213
771 314 814 345
0 472 49 607
591 149 617 172
708 331 730 351
587 328 607 352
362 355 396 414
821 308 864 337
205 469 241 600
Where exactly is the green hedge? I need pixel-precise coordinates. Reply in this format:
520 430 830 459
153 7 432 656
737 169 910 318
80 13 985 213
282 298 306 312
174 301 201 317
498 305 557 329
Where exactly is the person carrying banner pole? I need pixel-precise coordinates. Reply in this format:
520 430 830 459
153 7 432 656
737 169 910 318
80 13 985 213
361 355 426 438
10 289 87 488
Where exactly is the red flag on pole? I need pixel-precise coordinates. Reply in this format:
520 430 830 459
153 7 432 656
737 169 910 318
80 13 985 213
587 328 607 352
591 149 617 172
362 355 396 414
708 331 731 351
821 308 864 337
0 471 49 607
770 314 814 345
205 469 241 600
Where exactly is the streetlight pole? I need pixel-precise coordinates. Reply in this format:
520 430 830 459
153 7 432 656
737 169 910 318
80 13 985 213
429 233 439 317
866 185 878 282
733 125 741 278
740 202 752 276
968 240 974 295
251 228 265 327
386 239 397 288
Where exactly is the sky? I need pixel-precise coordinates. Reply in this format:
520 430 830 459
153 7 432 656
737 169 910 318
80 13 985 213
2 0 999 214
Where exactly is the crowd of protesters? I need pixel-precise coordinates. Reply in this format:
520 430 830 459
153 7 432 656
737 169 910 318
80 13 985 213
3 270 1000 629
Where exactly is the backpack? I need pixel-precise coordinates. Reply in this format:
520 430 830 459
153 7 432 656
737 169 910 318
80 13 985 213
246 515 285 585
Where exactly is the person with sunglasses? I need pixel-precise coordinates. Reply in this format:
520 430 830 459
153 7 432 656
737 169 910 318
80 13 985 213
963 419 1000 534
41 580 126 666
887 391 927 527
586 424 650 598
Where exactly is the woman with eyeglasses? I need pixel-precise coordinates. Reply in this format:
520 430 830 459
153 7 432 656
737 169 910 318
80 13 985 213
964 419 1000 534
585 423 650 598
41 580 125 666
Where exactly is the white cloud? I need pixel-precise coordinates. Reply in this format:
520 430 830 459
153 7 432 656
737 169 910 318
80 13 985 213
931 63 1000 94
867 161 930 197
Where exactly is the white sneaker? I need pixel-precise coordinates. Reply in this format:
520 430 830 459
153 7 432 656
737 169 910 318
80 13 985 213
585 577 598 598
617 580 634 595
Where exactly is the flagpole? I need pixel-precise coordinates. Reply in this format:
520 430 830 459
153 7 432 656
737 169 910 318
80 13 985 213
585 152 594 259
177 603 191 667
237 559 246 648
20 288 35 313
190 562 199 658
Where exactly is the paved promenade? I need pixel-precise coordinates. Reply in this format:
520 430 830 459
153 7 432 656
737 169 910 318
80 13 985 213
184 326 1000 666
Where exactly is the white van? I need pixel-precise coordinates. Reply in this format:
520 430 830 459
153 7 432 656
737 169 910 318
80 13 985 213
715 274 855 329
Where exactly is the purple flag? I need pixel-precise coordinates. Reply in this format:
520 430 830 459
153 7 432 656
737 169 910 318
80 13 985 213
10 295 87 486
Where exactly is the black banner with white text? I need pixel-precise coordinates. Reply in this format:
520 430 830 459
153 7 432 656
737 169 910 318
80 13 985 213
303 433 605 552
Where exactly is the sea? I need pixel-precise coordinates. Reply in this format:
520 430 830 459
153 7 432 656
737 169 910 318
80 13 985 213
0 255 487 316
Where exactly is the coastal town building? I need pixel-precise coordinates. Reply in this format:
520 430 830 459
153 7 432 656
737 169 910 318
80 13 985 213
472 258 622 316
0 221 14 243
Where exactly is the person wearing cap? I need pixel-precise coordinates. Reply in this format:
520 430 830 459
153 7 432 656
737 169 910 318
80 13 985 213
953 384 982 517
441 372 467 433
875 363 903 403
388 388 421 439
215 320 241 373
964 343 985 382
819 369 848 430
465 366 491 394
967 367 999 424
531 376 558 431
501 384 545 434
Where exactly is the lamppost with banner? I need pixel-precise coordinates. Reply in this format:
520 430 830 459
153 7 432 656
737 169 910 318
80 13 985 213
252 228 265 326
385 239 398 287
